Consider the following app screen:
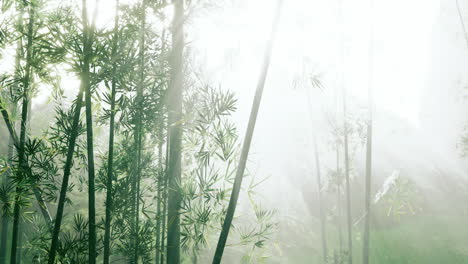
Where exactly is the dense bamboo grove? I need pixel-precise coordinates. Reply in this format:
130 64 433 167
1 0 468 263
0 0 277 263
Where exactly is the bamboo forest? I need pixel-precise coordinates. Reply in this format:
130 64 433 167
1 0 468 263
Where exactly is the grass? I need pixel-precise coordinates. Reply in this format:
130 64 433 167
364 214 468 264
279 213 468 263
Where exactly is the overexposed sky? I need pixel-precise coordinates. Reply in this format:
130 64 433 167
189 0 441 126
5 0 441 126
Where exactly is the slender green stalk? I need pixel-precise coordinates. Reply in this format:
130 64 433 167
3 33 53 227
17 103 33 264
155 27 167 264
160 136 169 264
337 0 353 262
16 220 23 263
337 148 343 254
161 177 168 264
314 141 328 262
363 1 374 263
47 0 99 261
343 77 353 264
212 1 283 263
47 86 84 264
155 138 163 264
0 103 18 145
0 5 23 262
155 25 167 264
10 5 35 263
307 94 329 262
0 116 14 264
157 26 169 264
306 88 328 262
166 0 184 262
103 1 120 264
132 1 146 263
0 214 8 264
362 87 373 264
81 0 99 262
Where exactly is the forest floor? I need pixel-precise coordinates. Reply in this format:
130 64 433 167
283 214 468 263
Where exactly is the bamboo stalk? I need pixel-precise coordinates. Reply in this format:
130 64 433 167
212 1 283 263
47 0 99 261
363 0 374 262
82 0 98 260
103 1 120 263
166 0 184 262
10 5 35 263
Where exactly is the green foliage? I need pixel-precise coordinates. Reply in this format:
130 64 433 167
379 177 423 222
0 0 277 263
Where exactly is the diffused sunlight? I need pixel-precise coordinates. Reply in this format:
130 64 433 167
2 0 468 263
34 0 439 126
188 0 440 126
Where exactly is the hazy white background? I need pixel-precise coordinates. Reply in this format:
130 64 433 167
39 0 466 216
4 0 467 256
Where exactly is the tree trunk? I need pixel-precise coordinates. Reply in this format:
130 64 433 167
0 13 21 258
306 87 328 262
166 0 184 263
0 132 14 264
10 5 35 263
212 1 283 263
132 2 146 263
336 148 343 255
16 221 22 264
155 24 168 264
155 168 162 264
314 141 328 262
0 38 52 228
47 0 98 260
160 175 168 264
103 1 120 264
0 214 8 264
17 159 30 263
363 1 374 262
343 83 353 264
47 78 85 264
81 0 98 262
3 8 23 261
338 0 353 262
362 96 373 264
155 138 163 264
160 138 169 264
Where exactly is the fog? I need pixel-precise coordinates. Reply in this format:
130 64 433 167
1 0 468 262
188 0 468 262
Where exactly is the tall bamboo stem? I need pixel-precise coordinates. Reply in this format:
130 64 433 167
166 0 184 262
362 0 374 262
10 5 35 263
103 1 120 263
212 1 283 263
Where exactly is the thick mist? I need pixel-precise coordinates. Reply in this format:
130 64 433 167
189 0 468 262
1 0 468 263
